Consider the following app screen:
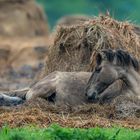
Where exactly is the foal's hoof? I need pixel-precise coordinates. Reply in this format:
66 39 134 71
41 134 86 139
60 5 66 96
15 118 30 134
0 94 24 106
0 95 4 106
11 97 24 106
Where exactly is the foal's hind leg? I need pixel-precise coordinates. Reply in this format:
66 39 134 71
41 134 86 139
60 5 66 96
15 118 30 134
97 79 124 103
26 71 58 102
0 93 23 106
2 88 29 100
26 87 56 103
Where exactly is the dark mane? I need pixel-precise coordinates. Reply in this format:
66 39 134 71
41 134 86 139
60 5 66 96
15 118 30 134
101 49 139 71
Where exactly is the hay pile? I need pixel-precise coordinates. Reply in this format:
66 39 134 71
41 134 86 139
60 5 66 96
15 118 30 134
56 15 93 26
0 0 48 37
45 15 140 74
0 37 49 90
0 0 49 74
0 98 139 129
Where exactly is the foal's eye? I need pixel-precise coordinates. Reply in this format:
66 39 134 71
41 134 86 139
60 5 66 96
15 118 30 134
95 67 102 72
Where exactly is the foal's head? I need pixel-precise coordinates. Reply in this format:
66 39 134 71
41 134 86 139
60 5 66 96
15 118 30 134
85 49 139 102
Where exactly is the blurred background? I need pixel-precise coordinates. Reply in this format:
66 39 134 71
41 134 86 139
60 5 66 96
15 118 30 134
36 0 140 27
0 0 139 90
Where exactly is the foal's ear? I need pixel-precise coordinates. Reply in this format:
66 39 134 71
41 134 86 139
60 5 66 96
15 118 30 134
96 52 107 65
96 53 102 65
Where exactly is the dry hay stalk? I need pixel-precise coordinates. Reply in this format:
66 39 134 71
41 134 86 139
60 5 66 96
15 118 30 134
45 15 140 74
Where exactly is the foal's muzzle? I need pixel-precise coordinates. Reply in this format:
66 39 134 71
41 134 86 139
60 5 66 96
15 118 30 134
85 91 98 102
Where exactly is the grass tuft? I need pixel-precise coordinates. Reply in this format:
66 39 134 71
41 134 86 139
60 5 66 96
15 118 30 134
0 124 140 140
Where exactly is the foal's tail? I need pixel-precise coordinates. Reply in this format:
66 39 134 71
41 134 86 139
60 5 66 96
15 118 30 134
2 88 29 100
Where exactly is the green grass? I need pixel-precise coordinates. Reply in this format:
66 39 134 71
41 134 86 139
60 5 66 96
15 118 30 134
0 124 140 140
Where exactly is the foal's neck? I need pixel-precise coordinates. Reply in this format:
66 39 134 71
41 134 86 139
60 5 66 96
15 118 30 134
126 68 140 98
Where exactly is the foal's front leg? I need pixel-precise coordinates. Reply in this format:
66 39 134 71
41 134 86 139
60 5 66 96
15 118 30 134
97 79 125 103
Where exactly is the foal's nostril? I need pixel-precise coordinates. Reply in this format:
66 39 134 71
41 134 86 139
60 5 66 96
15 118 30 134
87 95 94 100
87 91 97 101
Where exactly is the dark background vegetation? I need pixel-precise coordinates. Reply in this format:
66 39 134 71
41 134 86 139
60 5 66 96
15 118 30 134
36 0 140 27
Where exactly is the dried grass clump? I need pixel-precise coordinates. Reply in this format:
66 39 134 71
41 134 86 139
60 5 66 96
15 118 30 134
112 96 140 119
45 15 140 74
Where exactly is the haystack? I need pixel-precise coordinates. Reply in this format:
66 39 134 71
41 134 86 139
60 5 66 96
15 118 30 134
0 0 49 74
56 15 93 26
45 15 140 74
0 0 48 37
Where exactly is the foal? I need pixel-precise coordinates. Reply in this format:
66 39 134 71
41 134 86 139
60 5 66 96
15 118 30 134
86 49 140 103
1 49 140 106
